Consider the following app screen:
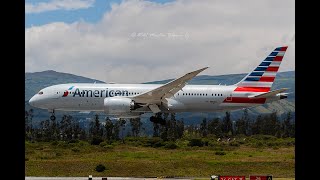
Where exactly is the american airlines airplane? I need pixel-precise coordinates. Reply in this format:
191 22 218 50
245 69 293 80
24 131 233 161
29 46 289 123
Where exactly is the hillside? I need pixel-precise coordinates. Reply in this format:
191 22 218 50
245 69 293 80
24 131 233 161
25 70 295 131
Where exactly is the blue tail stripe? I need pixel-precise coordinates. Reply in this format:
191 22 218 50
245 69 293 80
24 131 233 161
249 72 264 76
264 57 275 61
259 62 272 66
245 77 260 81
254 67 267 71
269 52 278 56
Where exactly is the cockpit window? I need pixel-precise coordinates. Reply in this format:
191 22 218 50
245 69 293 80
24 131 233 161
38 91 43 95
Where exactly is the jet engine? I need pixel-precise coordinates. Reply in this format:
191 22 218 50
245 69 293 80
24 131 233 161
104 97 142 114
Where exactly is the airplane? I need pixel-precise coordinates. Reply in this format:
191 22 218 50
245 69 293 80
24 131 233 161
29 46 289 124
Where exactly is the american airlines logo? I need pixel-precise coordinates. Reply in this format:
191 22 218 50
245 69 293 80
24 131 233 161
62 86 74 97
62 86 129 98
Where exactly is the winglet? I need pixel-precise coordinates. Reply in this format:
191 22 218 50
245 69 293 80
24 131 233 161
185 67 208 77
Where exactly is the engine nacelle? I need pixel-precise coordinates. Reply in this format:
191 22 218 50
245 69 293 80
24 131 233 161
104 97 140 115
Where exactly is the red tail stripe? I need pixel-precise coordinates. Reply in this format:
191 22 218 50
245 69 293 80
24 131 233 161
259 76 275 82
235 87 270 92
273 56 283 61
223 97 266 104
266 66 279 72
280 46 288 51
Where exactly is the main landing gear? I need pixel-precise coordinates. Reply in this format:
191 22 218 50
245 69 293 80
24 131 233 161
49 109 56 120
150 115 166 125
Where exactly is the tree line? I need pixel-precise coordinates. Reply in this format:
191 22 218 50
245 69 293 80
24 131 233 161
25 109 295 143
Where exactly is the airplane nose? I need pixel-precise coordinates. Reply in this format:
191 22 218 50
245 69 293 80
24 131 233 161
29 96 36 107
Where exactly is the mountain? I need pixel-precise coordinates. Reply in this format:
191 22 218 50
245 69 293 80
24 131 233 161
25 70 295 128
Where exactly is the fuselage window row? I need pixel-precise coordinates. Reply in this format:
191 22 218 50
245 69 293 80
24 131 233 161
179 93 222 96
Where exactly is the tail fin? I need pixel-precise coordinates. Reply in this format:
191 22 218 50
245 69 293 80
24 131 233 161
234 46 288 92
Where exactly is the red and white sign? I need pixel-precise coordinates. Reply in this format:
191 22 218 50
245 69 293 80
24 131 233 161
219 176 246 180
249 175 272 180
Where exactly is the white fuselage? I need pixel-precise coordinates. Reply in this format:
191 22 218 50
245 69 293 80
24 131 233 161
29 83 270 115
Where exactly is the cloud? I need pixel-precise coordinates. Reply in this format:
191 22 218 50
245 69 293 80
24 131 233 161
25 0 95 14
26 0 295 83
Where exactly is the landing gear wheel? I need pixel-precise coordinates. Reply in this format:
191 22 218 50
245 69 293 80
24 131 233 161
50 115 56 120
50 109 56 120
150 116 157 123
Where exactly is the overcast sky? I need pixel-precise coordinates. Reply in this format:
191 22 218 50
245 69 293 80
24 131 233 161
25 0 295 83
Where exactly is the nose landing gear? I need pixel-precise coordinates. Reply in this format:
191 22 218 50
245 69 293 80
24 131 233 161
49 109 56 120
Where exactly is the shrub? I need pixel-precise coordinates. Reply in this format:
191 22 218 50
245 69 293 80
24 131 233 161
208 140 219 147
79 141 87 146
57 141 68 148
99 142 108 147
153 141 165 148
164 142 178 149
215 151 226 156
188 138 203 147
254 141 264 148
71 147 80 153
91 136 103 145
103 145 114 149
95 164 106 172
202 139 209 146
267 141 280 147
51 141 58 146
272 146 279 150
68 139 79 144
229 141 240 147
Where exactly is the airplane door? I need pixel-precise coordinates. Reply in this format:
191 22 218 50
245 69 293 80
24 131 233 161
226 93 232 101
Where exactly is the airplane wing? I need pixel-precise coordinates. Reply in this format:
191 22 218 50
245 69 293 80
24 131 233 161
132 67 208 112
249 88 288 98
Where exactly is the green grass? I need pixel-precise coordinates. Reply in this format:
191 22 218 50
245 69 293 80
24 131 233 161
25 140 294 178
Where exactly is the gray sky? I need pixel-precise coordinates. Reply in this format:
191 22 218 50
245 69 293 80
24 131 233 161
25 0 295 83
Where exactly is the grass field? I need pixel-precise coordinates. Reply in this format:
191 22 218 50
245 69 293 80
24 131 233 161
25 139 294 178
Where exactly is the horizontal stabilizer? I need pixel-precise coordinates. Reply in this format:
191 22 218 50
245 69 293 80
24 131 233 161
249 88 288 98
